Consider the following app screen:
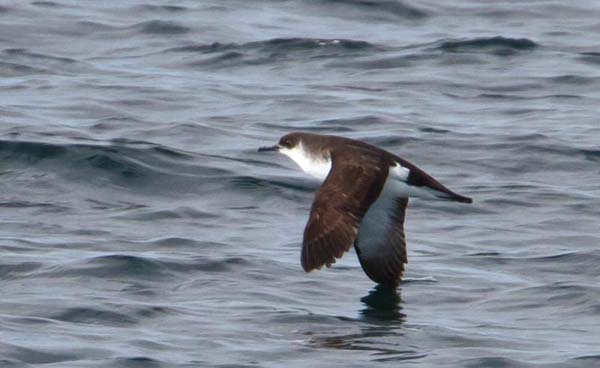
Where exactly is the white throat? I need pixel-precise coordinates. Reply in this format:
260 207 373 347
280 142 332 181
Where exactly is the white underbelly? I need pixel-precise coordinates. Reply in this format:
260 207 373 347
355 161 439 259
355 173 398 259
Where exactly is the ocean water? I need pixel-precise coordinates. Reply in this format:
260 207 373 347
1 1 600 367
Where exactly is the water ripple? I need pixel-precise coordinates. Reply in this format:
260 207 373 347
437 36 538 55
133 20 190 35
1 0 599 366
168 37 380 68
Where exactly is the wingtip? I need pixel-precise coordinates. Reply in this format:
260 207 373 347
301 253 335 272
300 255 318 273
301 260 311 273
458 196 473 204
301 263 321 273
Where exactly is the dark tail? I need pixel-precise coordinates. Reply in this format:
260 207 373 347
397 158 473 204
450 192 473 204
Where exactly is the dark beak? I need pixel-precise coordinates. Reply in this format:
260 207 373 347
258 145 280 152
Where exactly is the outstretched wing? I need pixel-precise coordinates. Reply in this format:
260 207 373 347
301 150 389 272
354 197 408 286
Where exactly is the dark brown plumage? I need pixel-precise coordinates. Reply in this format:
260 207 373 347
259 132 472 286
301 147 389 272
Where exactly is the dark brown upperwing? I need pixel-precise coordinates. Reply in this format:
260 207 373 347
301 149 389 272
312 135 471 203
354 198 409 286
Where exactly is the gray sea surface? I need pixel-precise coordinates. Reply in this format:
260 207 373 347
1 1 600 367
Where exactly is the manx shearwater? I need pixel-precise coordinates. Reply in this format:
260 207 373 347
259 132 472 286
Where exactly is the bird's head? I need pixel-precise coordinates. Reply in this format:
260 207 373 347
258 132 303 155
258 132 331 180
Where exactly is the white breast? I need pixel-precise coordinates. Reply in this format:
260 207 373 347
280 143 332 182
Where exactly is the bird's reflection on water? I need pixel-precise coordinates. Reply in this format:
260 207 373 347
306 285 422 361
359 284 406 323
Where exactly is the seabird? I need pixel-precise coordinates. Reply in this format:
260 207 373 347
259 132 472 286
